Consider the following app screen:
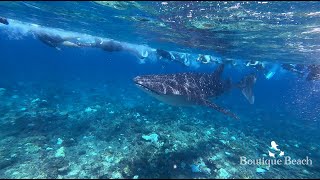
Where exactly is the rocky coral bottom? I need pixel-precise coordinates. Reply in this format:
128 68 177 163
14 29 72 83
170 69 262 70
0 81 319 179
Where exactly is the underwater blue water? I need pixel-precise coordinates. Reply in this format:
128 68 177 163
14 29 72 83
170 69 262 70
0 2 319 179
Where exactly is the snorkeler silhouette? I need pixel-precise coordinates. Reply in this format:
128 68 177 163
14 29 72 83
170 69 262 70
33 31 80 50
93 38 124 52
306 65 320 81
281 63 305 76
246 60 265 71
156 49 174 61
0 17 9 25
78 38 148 59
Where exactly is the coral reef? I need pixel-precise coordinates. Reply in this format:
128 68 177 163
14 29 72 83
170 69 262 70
0 81 319 179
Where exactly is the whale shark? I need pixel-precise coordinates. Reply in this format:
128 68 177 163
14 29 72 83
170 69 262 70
133 64 256 120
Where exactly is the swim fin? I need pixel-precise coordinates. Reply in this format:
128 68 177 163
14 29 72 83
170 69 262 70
265 71 275 79
264 64 279 80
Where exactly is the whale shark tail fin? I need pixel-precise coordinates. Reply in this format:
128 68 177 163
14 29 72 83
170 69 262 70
238 74 257 104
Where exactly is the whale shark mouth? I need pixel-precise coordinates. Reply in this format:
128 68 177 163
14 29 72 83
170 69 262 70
134 80 192 106
134 81 161 95
134 82 149 90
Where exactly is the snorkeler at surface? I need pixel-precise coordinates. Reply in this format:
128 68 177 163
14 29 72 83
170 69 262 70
33 31 80 50
306 65 320 81
246 60 265 71
197 54 212 64
0 17 9 25
156 49 174 61
93 38 124 52
76 38 148 59
245 60 280 80
156 50 196 67
281 63 305 76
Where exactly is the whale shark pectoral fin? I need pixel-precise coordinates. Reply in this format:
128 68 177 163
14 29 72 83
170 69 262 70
202 99 240 120
238 74 256 104
212 64 225 77
242 87 254 104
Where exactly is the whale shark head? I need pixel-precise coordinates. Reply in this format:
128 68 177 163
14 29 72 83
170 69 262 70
133 75 166 95
133 74 198 106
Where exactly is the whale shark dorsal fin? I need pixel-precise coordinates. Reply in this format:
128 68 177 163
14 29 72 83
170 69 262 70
213 64 225 77
202 99 240 120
